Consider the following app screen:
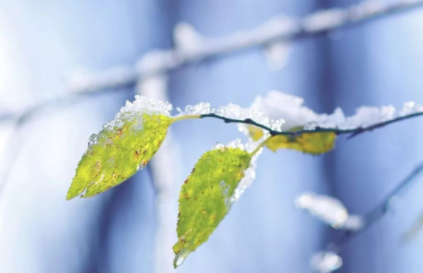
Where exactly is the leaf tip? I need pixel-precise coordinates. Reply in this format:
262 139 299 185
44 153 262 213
173 249 189 269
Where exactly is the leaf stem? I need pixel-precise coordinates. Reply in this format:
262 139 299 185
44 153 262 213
250 135 273 156
172 114 202 123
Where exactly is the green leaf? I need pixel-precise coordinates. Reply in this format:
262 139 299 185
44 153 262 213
248 125 336 155
173 147 253 268
67 113 172 199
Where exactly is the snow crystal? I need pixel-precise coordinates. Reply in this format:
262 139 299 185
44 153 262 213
250 91 423 132
249 91 318 130
176 102 211 116
295 192 362 230
103 95 172 131
231 149 261 204
310 251 343 273
213 139 245 151
399 101 423 117
216 103 284 132
176 101 284 132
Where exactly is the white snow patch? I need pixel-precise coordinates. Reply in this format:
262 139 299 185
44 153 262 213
176 101 285 133
212 139 262 204
99 96 172 138
295 192 363 230
249 91 423 132
310 251 343 273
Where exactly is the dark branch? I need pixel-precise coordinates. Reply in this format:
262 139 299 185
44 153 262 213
200 112 423 139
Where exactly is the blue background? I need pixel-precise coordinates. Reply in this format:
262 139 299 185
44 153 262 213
0 1 423 273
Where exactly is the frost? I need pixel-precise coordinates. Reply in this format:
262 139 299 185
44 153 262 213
176 102 211 116
310 251 343 273
103 95 172 131
212 139 261 204
249 91 423 132
176 101 285 133
230 150 260 204
399 101 423 117
216 103 284 132
307 103 423 130
232 147 261 203
249 91 319 130
295 192 363 230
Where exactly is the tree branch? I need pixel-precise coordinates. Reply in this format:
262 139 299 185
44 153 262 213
1 0 423 124
200 111 423 138
65 0 423 94
326 162 423 253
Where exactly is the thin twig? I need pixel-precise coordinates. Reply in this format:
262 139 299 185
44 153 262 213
326 162 423 252
200 112 423 138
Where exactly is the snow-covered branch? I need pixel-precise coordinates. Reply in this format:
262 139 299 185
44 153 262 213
66 0 423 94
1 0 422 124
306 162 423 272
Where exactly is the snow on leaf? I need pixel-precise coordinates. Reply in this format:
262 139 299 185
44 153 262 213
173 143 255 268
67 96 172 200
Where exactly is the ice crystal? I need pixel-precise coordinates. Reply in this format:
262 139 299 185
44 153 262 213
230 150 260 203
176 101 285 132
216 103 284 132
212 139 261 203
103 95 172 132
176 102 212 116
249 91 318 130
250 91 423 132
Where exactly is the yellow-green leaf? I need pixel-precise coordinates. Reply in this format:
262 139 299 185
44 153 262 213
67 113 172 199
173 147 252 268
247 125 336 155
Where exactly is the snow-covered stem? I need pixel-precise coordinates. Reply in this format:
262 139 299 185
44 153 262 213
172 114 201 123
200 111 423 138
326 162 423 253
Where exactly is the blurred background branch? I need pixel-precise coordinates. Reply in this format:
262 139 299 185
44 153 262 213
328 161 423 252
1 0 423 125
